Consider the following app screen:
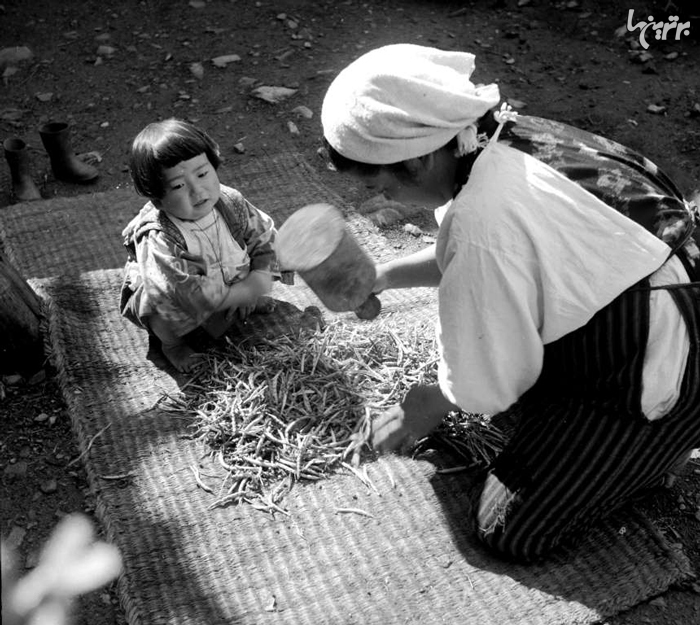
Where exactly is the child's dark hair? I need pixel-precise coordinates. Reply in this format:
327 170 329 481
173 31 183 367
129 118 221 199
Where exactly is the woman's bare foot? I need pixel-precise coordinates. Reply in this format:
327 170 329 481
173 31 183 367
161 341 203 372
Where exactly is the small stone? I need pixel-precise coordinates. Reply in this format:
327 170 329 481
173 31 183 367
189 0 206 8
287 120 299 135
233 142 245 154
34 412 49 422
4 461 28 478
291 105 313 119
649 596 667 608
40 478 58 494
404 223 422 236
35 92 53 102
6 525 27 551
665 52 679 61
96 45 116 56
189 62 204 80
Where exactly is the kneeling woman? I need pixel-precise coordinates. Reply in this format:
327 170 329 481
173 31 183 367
321 43 700 562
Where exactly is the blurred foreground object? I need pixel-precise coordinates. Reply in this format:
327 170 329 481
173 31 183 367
0 249 45 376
1 514 122 625
277 203 381 318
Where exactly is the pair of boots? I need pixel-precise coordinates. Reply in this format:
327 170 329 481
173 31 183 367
3 122 99 203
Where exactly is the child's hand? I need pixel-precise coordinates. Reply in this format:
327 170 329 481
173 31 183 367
245 269 273 297
228 303 256 322
222 271 273 321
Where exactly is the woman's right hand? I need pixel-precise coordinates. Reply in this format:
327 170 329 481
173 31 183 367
371 384 457 453
372 263 390 294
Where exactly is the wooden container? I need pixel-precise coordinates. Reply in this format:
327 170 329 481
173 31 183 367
277 204 377 312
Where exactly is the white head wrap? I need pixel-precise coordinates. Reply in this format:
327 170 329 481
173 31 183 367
321 44 501 165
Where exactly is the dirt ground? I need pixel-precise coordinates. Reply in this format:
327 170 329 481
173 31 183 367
1 0 700 623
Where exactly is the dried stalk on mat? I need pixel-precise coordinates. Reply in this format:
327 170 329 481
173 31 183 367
167 321 505 513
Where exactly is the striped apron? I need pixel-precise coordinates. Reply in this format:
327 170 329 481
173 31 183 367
472 116 700 562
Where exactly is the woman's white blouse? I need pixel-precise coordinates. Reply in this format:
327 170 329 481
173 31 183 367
435 142 689 420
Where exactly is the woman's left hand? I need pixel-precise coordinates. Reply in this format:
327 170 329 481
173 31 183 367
371 384 457 453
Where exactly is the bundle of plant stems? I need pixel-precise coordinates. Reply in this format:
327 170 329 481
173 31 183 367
168 320 505 513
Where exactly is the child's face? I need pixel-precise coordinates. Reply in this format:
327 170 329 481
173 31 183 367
155 153 221 220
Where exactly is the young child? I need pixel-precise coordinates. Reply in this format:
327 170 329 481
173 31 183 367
120 118 279 372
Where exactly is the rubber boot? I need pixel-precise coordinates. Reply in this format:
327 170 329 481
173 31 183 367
38 122 98 183
3 138 42 202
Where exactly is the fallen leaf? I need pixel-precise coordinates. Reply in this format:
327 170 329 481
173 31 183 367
96 45 116 56
0 45 33 69
251 85 297 104
0 108 28 121
647 104 666 115
212 54 241 68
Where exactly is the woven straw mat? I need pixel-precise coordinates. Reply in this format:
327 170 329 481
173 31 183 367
0 153 692 625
